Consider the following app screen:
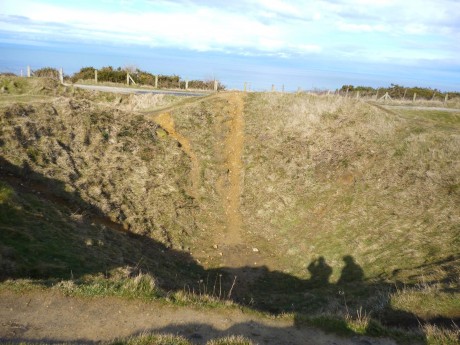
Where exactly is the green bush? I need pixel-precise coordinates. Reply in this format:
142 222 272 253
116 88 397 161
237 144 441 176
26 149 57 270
339 83 457 100
187 79 225 91
33 67 60 80
69 66 226 90
98 66 126 83
71 67 96 82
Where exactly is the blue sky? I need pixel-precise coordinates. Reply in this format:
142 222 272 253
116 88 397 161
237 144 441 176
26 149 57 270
0 0 459 91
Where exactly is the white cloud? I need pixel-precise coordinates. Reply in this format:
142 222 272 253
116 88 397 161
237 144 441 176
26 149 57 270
0 0 325 57
254 0 300 18
337 22 387 33
0 0 459 63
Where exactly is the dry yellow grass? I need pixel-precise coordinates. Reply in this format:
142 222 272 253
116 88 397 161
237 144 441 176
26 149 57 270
1 77 459 341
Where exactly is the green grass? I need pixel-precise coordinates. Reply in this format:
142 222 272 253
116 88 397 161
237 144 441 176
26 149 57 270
111 333 192 345
397 109 460 123
0 333 256 345
0 79 459 344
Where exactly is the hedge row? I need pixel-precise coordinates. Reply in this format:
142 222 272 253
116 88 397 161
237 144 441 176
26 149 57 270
71 66 224 90
340 84 460 99
16 66 225 90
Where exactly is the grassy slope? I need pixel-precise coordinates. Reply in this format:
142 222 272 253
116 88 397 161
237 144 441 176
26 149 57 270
0 162 205 289
0 79 198 250
239 93 459 318
1 77 459 342
240 93 459 279
0 76 208 290
152 90 459 327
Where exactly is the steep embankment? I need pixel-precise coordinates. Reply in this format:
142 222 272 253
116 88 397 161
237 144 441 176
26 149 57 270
240 93 460 279
155 91 459 324
1 77 459 342
0 94 198 251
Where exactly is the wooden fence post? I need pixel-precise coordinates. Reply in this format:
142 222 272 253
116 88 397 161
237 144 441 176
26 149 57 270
282 84 285 93
127 73 129 85
128 74 136 85
95 70 98 83
155 75 158 89
271 84 275 92
375 91 379 100
403 89 407 100
27 66 31 77
413 93 417 102
59 68 64 84
445 94 449 104
345 87 349 98
356 91 360 99
214 80 218 92
185 79 188 90
379 92 391 102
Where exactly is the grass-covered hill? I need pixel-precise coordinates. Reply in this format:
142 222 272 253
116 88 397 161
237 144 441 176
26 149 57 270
0 76 459 343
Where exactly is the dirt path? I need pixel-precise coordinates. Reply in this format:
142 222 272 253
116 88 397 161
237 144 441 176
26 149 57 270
221 93 245 245
150 93 269 271
211 93 265 270
0 290 396 345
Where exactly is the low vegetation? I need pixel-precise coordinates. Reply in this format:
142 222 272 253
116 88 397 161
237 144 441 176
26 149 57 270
0 333 255 345
0 76 459 344
71 66 225 90
340 83 460 100
1 66 226 90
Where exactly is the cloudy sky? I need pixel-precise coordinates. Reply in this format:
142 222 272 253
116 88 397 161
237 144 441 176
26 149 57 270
0 0 459 90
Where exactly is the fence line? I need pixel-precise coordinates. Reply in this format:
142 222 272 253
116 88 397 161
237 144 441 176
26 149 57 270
0 65 224 92
2 65 459 102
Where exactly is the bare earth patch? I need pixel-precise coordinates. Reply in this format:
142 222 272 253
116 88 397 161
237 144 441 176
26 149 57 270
0 290 396 345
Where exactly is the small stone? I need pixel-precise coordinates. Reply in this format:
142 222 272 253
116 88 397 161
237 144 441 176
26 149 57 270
252 248 259 252
213 244 218 249
219 252 223 256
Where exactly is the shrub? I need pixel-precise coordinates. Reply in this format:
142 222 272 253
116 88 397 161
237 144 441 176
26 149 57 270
339 83 453 100
71 67 96 82
33 67 60 80
69 66 226 90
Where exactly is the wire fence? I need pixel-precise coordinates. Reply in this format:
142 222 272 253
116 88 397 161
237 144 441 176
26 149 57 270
0 65 223 91
2 65 460 107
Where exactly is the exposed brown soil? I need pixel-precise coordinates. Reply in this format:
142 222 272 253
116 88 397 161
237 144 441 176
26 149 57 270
0 290 396 345
221 93 245 245
151 93 267 270
154 112 200 198
1 79 457 344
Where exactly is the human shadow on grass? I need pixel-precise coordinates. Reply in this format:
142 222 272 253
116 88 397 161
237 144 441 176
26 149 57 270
1 157 457 343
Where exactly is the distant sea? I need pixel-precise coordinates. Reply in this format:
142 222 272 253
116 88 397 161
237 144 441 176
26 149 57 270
0 40 458 92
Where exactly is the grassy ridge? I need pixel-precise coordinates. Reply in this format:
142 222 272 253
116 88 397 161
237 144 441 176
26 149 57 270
240 92 459 281
237 93 459 320
1 77 459 343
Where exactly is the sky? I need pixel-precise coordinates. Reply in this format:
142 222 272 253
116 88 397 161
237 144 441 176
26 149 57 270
0 0 459 91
